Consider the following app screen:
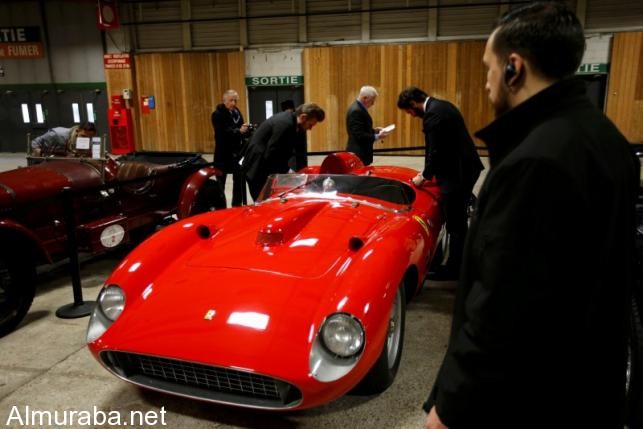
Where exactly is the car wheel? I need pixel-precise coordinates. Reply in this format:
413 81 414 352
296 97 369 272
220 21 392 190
0 251 36 337
626 297 643 427
357 281 406 394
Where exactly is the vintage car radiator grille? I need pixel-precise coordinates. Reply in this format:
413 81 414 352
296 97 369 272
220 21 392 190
100 351 302 409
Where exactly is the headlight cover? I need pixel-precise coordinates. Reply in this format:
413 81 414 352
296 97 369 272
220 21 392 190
86 285 125 343
321 313 364 358
309 313 365 382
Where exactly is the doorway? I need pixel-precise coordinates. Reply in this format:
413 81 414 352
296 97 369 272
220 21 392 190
578 74 608 111
247 86 304 126
0 84 107 153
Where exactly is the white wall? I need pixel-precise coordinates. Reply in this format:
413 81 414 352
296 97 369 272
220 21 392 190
0 1 105 85
245 48 303 77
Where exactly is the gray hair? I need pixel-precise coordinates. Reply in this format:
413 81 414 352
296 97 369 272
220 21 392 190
358 85 378 99
222 89 239 101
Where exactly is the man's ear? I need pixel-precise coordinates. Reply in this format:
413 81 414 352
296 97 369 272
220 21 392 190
504 53 524 87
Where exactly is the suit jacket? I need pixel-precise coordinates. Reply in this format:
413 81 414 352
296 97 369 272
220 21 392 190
424 79 639 428
242 111 306 182
422 98 483 194
212 104 245 172
346 100 376 165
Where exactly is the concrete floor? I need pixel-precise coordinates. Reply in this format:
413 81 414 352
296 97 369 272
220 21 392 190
0 153 487 429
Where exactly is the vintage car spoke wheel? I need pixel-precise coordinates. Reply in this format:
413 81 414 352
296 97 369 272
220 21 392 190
0 253 36 337
386 288 403 367
626 297 643 427
356 281 406 394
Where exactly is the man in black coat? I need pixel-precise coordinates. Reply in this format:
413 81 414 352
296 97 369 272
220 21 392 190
242 103 325 201
398 87 483 280
212 89 250 206
346 85 386 166
423 3 640 429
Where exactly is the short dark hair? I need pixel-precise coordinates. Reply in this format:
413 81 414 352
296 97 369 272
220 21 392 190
492 1 585 80
296 103 325 122
397 87 428 109
79 122 97 133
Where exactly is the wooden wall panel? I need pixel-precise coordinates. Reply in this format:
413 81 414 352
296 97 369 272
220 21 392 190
304 41 493 154
606 32 643 143
131 51 245 153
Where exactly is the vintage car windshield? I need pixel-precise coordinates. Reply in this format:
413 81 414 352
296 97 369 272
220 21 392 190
258 174 416 206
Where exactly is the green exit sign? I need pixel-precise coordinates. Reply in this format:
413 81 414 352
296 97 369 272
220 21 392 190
577 63 608 74
245 75 304 87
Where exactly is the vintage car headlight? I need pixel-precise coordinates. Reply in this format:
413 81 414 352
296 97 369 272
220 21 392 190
86 285 125 343
321 313 364 358
309 313 365 382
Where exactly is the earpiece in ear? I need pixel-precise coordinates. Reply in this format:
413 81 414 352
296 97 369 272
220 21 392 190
504 63 517 84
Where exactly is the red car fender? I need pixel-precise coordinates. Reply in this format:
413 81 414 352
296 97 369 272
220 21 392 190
176 166 222 219
0 219 51 264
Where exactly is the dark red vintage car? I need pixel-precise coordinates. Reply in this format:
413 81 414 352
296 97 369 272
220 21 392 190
0 152 224 337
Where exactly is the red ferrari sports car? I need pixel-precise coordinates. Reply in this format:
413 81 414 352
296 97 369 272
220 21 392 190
87 152 444 410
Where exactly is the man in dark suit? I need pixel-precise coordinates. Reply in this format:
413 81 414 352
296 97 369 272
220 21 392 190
242 103 325 201
398 86 483 280
345 86 386 166
421 3 639 428
211 89 249 207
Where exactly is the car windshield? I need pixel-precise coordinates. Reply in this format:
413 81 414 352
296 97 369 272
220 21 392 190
258 174 416 206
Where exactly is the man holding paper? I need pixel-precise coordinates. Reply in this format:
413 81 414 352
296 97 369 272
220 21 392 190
31 122 97 156
345 86 391 166
397 87 483 280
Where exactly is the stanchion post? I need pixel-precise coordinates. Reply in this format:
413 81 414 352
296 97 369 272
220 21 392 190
56 186 95 318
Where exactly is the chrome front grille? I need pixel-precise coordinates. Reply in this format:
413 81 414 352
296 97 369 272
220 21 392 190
100 351 302 409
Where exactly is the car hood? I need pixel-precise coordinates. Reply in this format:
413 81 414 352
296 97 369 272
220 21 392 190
99 266 327 376
186 197 392 278
0 161 103 206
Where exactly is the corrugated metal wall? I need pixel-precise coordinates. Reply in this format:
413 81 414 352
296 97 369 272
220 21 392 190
437 0 500 37
247 0 299 45
120 0 643 51
370 0 429 40
307 0 361 42
191 0 241 48
134 1 184 50
586 0 643 30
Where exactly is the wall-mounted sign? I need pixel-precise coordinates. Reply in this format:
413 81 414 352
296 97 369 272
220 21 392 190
577 63 608 74
245 75 304 87
104 53 131 69
0 27 44 59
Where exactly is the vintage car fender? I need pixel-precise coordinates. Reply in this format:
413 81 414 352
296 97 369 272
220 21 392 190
0 219 51 264
176 166 223 219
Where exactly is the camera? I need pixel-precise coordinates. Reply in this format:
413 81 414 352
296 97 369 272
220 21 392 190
246 123 257 132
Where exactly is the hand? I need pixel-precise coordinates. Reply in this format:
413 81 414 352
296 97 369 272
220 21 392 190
374 127 383 132
411 173 426 187
240 124 249 134
376 131 387 141
425 406 448 429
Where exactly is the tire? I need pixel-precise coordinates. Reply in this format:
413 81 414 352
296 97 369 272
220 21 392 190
0 251 36 337
626 297 643 428
356 281 406 394
191 179 227 214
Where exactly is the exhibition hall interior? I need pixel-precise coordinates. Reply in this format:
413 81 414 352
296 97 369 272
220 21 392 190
0 1 642 428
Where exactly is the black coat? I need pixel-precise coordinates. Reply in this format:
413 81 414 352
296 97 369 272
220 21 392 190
212 104 245 172
422 98 483 194
425 79 640 428
242 111 306 183
346 100 376 166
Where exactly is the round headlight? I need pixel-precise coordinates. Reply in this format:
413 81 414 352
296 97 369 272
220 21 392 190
321 313 364 358
98 285 125 321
